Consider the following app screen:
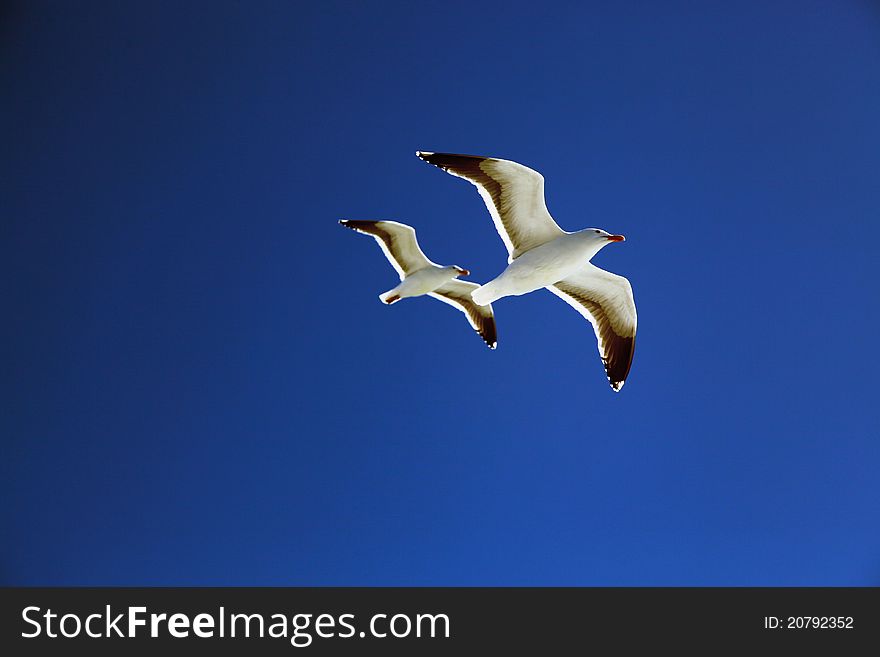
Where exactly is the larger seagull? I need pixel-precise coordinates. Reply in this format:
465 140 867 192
417 152 637 391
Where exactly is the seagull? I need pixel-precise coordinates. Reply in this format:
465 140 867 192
340 219 497 349
416 152 636 390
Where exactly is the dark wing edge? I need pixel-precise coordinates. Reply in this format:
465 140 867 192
429 281 498 350
416 151 565 260
339 219 431 278
416 151 525 258
549 282 635 391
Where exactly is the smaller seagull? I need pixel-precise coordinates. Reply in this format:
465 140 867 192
340 219 497 349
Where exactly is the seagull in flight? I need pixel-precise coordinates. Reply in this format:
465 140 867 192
340 219 498 349
416 152 636 390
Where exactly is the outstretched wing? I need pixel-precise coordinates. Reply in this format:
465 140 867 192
417 151 565 261
547 264 637 391
340 220 436 279
429 279 498 349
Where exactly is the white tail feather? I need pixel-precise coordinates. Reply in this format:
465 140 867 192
471 283 498 307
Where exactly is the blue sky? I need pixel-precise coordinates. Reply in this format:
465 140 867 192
2 1 879 585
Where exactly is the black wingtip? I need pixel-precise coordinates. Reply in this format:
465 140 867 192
340 219 379 232
416 151 493 175
482 319 498 351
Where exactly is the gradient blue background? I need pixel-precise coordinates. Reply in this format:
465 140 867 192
3 1 879 585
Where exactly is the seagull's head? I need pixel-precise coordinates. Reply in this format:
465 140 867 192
450 265 470 278
587 228 626 246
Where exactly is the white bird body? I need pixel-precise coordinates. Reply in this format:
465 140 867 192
418 151 637 391
383 265 461 303
472 230 608 306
